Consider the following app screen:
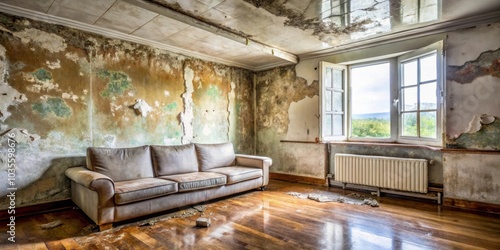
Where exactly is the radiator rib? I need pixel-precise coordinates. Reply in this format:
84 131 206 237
335 154 428 193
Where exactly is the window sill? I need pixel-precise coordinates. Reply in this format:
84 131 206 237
325 140 443 151
279 140 500 154
280 140 325 144
440 148 500 155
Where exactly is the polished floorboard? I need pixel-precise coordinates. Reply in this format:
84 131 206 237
1 180 500 249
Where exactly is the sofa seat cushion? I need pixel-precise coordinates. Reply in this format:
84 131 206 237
159 172 226 192
206 166 262 184
114 178 178 205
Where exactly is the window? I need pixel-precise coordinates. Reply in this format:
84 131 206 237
350 61 393 140
320 41 443 146
320 62 347 141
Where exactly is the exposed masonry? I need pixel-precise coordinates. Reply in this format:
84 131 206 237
447 48 500 84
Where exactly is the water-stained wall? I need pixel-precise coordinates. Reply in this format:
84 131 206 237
0 13 254 209
255 22 500 205
255 66 326 179
443 22 500 205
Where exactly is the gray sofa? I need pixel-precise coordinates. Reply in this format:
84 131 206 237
65 142 272 231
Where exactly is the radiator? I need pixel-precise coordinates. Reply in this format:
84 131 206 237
335 153 428 193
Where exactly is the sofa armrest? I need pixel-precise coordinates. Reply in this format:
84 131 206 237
65 167 114 190
65 167 115 229
235 154 272 187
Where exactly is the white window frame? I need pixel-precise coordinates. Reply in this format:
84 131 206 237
319 62 348 141
319 41 444 146
347 59 398 143
397 41 444 146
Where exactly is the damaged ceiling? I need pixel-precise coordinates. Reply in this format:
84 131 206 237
0 0 500 71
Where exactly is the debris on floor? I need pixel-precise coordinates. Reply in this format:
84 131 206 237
196 217 211 227
307 194 333 202
363 198 380 207
40 220 63 229
287 192 308 199
193 205 207 213
347 193 362 198
287 191 379 207
139 218 160 227
80 224 100 235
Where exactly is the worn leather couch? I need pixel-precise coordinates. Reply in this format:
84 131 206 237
65 142 272 231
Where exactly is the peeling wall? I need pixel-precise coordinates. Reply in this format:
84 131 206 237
446 23 500 149
0 13 254 209
255 65 321 177
255 22 500 204
286 96 319 142
442 22 500 205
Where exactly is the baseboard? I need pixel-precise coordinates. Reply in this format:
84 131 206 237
443 197 500 214
0 199 74 220
270 172 327 186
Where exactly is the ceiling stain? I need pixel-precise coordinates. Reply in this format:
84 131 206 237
243 0 386 44
145 0 252 38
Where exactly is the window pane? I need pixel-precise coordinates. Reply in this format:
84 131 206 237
325 90 332 112
402 60 417 86
420 111 437 138
402 87 418 111
325 114 333 136
333 115 343 136
326 68 333 88
333 69 343 89
420 53 437 82
420 82 437 110
333 91 343 112
402 112 418 137
351 62 390 138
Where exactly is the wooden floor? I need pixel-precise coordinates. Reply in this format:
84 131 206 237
2 180 500 249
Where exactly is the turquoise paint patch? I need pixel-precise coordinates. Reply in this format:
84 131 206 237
163 102 178 112
32 68 52 81
207 86 220 98
97 69 132 98
32 97 72 118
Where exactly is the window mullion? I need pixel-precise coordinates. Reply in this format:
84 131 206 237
417 57 421 138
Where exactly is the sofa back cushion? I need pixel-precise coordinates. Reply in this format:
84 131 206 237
195 142 235 171
151 144 198 176
86 145 154 182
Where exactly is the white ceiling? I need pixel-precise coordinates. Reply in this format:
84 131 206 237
0 0 500 71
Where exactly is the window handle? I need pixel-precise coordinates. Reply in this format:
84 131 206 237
393 99 399 107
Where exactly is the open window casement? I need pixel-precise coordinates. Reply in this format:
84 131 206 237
319 62 347 141
397 40 444 147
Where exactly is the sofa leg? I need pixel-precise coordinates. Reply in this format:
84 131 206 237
99 223 113 231
260 186 266 191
